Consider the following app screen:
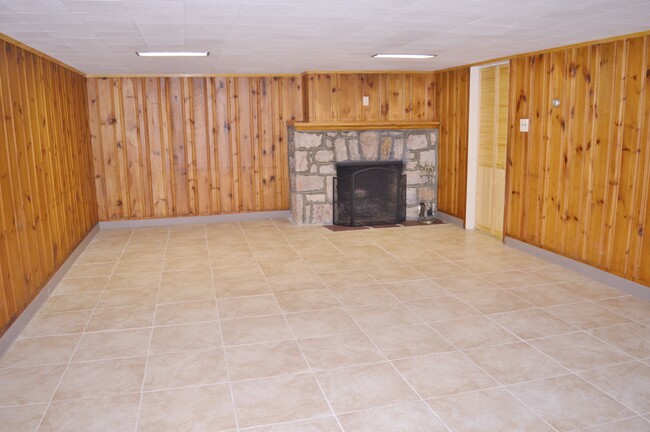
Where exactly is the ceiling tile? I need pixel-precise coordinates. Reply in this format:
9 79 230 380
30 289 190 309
0 0 646 75
62 1 126 13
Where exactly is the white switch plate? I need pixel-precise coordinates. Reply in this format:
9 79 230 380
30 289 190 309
520 118 530 132
362 96 369 106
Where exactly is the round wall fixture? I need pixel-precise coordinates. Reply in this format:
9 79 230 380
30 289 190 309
551 98 561 107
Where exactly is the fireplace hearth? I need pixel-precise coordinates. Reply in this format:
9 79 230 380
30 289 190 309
334 161 406 226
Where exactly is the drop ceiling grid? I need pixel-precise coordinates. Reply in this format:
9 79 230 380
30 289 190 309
0 0 649 74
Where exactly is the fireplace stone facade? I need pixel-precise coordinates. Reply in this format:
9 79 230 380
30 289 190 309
288 128 438 225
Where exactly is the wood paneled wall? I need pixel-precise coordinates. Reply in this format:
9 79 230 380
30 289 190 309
87 76 303 220
0 37 97 336
301 71 469 220
301 72 436 122
88 72 470 222
434 69 470 221
506 34 650 285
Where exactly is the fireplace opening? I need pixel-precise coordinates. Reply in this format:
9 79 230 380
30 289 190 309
333 161 406 226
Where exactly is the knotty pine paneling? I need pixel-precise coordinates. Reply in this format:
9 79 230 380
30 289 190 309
87 76 303 220
302 71 469 221
0 37 97 336
505 34 650 286
434 68 470 221
302 72 436 122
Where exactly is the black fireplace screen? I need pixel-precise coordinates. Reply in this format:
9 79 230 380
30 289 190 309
333 161 406 226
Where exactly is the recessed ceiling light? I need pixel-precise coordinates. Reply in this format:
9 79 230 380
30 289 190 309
372 53 436 59
136 51 210 57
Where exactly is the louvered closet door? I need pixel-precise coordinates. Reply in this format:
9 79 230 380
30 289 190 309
476 64 509 238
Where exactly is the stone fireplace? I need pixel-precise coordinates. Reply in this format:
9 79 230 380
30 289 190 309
288 127 438 225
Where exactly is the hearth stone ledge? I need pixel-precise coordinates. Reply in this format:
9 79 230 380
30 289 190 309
288 127 438 225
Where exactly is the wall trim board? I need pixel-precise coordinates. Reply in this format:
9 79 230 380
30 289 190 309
98 210 291 229
86 73 302 79
465 66 481 230
302 70 439 75
435 211 465 228
505 237 650 300
0 224 100 358
290 121 440 131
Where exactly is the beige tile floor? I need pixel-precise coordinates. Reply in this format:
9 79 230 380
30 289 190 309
1 219 650 432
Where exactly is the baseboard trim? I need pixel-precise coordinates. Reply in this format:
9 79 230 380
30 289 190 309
99 210 291 229
435 211 465 228
504 236 650 301
0 224 100 358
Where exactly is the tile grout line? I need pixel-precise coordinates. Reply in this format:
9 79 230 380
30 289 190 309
418 296 564 432
133 226 169 432
340 228 567 432
447 246 643 430
273 221 360 429
330 314 455 430
31 228 135 432
251 220 346 432
331 227 548 430
572 368 650 417
562 414 650 432
5 222 647 430
215 222 247 432
294 225 457 432
432 241 632 431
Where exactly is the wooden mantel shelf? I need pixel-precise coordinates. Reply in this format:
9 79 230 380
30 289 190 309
289 120 440 131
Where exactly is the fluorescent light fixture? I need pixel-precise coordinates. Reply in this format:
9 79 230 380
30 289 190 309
372 53 436 59
136 51 209 57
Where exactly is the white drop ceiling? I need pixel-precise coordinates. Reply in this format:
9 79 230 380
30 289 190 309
1 0 649 75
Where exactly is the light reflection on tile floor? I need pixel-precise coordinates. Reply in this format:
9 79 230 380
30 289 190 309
1 219 649 431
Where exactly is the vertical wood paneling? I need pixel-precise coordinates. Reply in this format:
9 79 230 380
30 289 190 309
362 74 381 121
169 78 189 215
259 77 275 209
280 76 303 209
504 60 524 240
237 77 255 212
540 51 567 250
506 34 650 286
387 73 405 121
145 78 167 216
610 38 644 274
183 79 197 214
434 68 470 221
337 74 360 121
228 77 242 212
214 77 232 214
0 36 97 336
121 77 144 218
302 72 436 123
88 76 303 219
190 78 210 215
563 47 591 258
633 41 650 283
